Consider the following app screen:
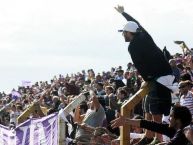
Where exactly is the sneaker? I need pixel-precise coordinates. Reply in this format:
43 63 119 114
147 137 160 145
134 137 154 145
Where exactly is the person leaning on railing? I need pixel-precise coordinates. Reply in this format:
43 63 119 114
114 5 175 145
111 105 192 145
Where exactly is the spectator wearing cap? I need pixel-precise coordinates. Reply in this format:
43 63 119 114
115 5 174 144
178 80 193 119
115 68 124 81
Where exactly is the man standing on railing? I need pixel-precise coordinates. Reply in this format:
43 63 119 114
115 5 175 145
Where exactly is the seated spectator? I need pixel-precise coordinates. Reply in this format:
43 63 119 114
95 82 106 97
184 124 193 145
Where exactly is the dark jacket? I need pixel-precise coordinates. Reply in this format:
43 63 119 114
140 120 190 145
122 12 172 81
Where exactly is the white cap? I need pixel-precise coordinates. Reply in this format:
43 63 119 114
119 21 139 33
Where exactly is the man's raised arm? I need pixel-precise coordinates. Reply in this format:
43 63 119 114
114 5 145 32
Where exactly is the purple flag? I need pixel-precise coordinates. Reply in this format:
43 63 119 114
22 81 32 87
0 114 58 145
15 113 58 145
0 124 15 144
11 91 21 100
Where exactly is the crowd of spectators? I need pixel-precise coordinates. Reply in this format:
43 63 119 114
0 46 193 145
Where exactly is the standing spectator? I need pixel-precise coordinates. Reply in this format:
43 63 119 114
178 80 193 119
95 74 103 83
127 62 135 72
104 85 118 135
115 68 124 80
104 86 116 110
73 94 106 144
9 104 18 127
95 82 106 97
115 88 129 113
114 5 174 144
169 59 181 82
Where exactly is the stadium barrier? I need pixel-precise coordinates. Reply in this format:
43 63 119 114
0 113 58 145
120 82 151 145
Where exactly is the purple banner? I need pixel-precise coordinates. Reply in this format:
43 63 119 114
0 124 15 145
15 113 58 145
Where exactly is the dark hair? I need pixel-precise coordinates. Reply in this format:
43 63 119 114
16 105 23 111
109 78 115 84
97 82 103 88
130 32 136 35
23 99 28 104
176 63 184 70
172 106 192 128
80 101 88 113
105 86 114 93
180 73 191 81
119 89 127 97
51 90 58 96
84 79 91 85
